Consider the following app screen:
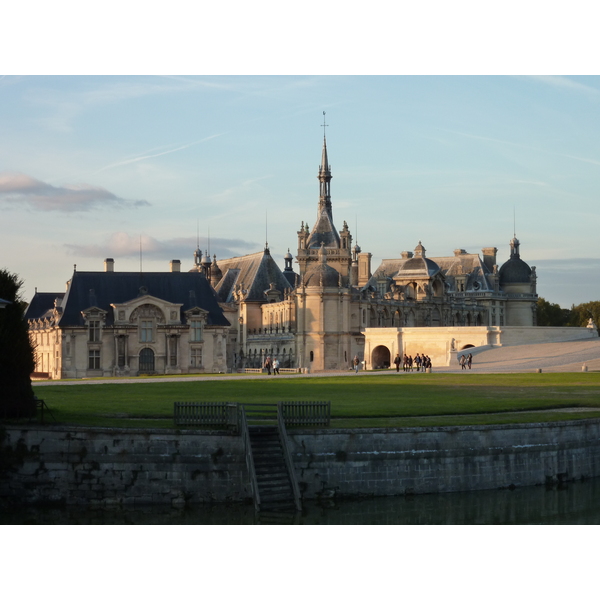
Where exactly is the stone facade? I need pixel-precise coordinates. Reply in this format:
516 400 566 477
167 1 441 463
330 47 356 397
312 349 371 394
213 135 539 372
26 263 230 379
26 133 542 378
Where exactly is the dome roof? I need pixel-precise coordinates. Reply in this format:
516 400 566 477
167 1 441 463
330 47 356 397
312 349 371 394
397 256 440 278
304 262 340 288
284 250 294 260
499 256 532 284
304 243 339 288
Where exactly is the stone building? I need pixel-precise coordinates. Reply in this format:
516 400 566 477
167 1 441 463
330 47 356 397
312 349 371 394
210 133 538 372
26 259 230 379
26 132 539 378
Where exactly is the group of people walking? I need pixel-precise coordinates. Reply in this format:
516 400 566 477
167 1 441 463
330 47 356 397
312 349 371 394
263 356 280 375
459 353 473 370
394 353 432 372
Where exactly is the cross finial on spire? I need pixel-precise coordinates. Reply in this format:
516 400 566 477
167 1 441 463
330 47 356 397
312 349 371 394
321 111 328 139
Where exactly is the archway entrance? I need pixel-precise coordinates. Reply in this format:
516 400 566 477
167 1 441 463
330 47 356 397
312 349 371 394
372 345 391 369
139 348 155 373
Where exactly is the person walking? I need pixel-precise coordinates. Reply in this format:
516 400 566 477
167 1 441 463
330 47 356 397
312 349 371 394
415 353 422 372
460 355 466 370
353 355 360 374
264 356 272 375
394 353 401 372
403 354 408 372
273 358 280 375
407 355 413 372
467 353 472 370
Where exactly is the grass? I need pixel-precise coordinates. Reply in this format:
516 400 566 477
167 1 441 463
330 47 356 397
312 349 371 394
21 372 600 429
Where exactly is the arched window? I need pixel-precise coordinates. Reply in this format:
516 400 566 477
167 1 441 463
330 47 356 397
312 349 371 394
309 351 314 362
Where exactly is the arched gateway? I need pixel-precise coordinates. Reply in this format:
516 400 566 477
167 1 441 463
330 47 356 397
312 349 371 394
372 345 391 369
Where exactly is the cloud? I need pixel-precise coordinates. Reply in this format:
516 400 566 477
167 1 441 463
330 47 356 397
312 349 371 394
93 134 224 174
0 172 150 212
64 232 257 260
527 76 600 96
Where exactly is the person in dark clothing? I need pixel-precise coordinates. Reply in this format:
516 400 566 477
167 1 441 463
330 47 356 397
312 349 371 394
394 353 401 372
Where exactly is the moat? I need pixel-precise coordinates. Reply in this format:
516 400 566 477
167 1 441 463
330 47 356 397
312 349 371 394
3 477 600 525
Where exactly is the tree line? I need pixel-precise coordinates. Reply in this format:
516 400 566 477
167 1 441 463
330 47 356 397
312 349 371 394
537 297 600 335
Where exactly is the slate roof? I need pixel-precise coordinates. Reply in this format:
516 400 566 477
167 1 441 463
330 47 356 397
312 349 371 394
368 252 494 292
49 271 230 327
306 207 341 249
25 292 65 320
214 250 292 303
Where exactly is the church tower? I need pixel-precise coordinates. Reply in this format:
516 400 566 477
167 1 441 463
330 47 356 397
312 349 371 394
296 116 353 285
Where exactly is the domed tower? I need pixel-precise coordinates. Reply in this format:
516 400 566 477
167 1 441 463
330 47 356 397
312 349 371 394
282 249 297 287
211 255 223 286
295 243 352 371
393 242 444 301
296 117 353 285
498 236 537 325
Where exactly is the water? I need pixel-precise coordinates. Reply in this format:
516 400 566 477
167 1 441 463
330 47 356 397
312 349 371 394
3 478 600 524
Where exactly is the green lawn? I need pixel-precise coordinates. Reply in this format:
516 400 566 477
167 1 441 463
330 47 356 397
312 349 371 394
22 372 600 429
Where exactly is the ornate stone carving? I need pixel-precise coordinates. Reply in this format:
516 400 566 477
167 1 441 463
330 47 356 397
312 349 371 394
129 304 165 324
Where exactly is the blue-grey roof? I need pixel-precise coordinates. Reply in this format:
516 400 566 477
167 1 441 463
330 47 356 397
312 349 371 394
214 250 292 303
54 271 230 327
25 292 64 320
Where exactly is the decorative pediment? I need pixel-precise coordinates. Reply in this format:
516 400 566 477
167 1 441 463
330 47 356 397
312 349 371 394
184 306 209 323
111 295 182 325
81 306 108 325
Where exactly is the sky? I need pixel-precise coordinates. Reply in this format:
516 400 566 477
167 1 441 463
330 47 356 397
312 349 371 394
2 4 600 311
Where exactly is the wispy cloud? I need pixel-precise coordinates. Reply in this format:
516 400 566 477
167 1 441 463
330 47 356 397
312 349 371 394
93 134 224 174
0 172 150 212
64 232 257 259
446 129 600 169
527 76 600 96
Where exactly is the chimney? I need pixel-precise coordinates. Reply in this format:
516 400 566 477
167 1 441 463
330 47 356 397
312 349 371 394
170 259 181 273
482 247 497 272
104 258 114 272
357 252 372 287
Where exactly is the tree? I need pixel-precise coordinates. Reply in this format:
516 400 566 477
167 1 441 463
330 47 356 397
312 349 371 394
0 269 36 418
570 301 600 337
536 297 572 327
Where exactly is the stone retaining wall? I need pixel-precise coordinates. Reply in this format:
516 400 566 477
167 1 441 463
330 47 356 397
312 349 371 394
288 419 600 498
0 427 248 507
2 419 600 506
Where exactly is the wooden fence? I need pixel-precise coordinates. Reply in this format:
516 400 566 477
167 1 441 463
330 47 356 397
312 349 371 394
173 402 239 429
279 401 330 427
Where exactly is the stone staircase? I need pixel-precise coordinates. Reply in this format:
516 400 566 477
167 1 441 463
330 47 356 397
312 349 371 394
248 426 298 514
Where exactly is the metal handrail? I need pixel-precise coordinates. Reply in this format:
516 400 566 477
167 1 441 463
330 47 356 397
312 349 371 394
277 405 302 511
239 406 260 511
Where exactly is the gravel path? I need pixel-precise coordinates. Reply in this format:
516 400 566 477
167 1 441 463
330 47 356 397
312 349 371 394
32 338 600 387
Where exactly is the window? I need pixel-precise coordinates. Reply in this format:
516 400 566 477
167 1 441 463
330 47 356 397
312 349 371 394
191 347 202 367
190 321 203 342
169 337 177 366
140 319 153 342
88 349 100 370
89 320 100 342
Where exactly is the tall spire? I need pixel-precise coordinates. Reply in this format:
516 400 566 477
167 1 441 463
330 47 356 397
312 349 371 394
305 112 340 250
318 111 332 215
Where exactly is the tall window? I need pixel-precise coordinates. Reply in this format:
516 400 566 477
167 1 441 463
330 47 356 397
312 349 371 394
140 320 153 342
89 320 100 342
190 321 203 342
88 349 100 370
169 337 178 366
191 347 202 367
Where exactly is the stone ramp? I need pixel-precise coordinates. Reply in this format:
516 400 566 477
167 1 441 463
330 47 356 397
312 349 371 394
445 338 600 373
